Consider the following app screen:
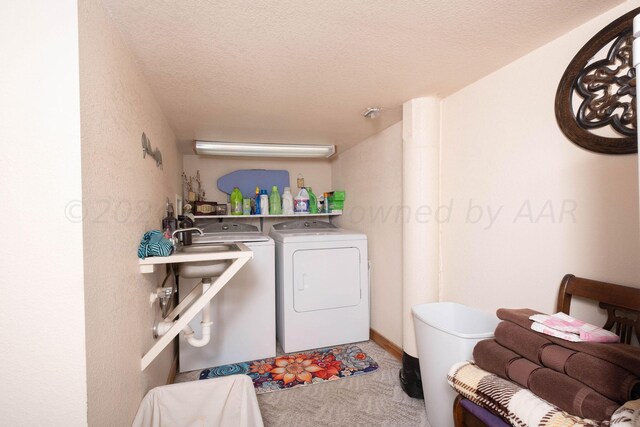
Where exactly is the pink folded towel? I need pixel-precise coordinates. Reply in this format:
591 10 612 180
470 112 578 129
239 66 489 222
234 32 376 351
529 312 620 343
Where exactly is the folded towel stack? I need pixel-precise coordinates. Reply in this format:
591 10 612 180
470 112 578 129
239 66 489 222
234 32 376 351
470 308 640 422
498 308 640 377
473 339 620 420
493 321 639 404
448 361 640 427
138 230 174 259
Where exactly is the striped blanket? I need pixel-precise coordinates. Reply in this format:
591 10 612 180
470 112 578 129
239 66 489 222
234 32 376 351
448 361 640 427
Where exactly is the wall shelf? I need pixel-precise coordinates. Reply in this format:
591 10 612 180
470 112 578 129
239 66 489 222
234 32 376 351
190 212 342 231
192 212 341 219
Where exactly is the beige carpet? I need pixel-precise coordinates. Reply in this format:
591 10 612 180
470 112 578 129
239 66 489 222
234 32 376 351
175 340 430 426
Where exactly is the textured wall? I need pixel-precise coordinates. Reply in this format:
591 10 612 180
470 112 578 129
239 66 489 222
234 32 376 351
440 0 640 321
331 122 403 346
0 1 88 424
79 0 182 425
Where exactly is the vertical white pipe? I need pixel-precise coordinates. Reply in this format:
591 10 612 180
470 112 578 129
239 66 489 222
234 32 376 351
402 97 441 357
184 280 213 347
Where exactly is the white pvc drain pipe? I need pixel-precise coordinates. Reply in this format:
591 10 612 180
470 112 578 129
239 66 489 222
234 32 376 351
183 279 213 347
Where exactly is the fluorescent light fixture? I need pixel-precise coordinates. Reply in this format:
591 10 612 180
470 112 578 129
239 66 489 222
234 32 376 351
194 141 336 158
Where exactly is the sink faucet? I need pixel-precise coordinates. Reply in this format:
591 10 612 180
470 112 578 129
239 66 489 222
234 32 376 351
171 227 204 249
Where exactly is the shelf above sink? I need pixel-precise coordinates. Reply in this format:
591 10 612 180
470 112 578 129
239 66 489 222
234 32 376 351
192 212 342 219
187 212 341 232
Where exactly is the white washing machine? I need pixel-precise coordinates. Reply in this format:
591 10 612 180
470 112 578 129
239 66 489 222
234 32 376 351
269 219 369 353
178 221 275 372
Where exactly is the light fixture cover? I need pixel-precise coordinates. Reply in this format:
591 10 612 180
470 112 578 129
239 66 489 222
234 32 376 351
194 141 336 158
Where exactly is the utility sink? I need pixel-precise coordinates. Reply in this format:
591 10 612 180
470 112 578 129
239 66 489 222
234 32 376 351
177 244 232 279
139 239 253 369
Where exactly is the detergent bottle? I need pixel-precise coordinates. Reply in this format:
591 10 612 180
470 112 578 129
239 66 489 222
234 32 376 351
307 187 318 214
294 188 310 214
270 185 282 215
282 187 294 215
260 189 270 215
230 187 243 215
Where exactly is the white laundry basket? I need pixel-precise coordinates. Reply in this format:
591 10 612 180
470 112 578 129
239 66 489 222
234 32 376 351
412 302 498 427
132 375 264 427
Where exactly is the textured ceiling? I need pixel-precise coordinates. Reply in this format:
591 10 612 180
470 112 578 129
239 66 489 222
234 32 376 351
101 0 624 153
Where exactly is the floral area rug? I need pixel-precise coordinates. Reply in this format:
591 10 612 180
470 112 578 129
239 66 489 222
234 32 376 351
199 344 378 394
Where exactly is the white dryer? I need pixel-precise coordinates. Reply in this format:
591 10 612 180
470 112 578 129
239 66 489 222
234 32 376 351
269 219 369 353
178 221 275 372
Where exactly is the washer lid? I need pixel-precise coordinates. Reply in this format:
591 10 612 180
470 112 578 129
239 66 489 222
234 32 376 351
195 221 260 233
193 233 270 244
271 219 337 231
269 228 366 243
190 220 270 243
191 219 270 244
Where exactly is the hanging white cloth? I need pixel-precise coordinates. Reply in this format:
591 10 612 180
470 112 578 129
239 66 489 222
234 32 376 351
132 375 264 427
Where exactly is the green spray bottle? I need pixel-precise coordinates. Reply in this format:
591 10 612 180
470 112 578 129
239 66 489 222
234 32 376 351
307 187 318 214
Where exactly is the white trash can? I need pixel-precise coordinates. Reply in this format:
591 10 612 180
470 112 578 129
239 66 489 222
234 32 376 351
412 302 498 427
132 375 264 427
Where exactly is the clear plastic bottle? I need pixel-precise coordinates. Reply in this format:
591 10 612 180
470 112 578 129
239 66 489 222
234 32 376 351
269 185 282 215
282 187 294 215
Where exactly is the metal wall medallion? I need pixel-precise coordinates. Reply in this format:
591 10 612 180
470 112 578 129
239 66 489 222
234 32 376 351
555 8 639 154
